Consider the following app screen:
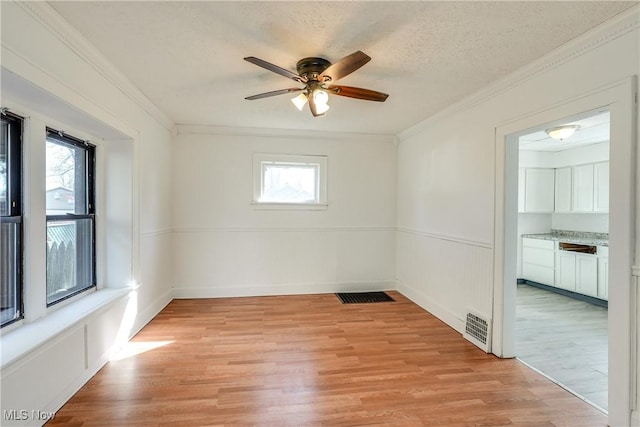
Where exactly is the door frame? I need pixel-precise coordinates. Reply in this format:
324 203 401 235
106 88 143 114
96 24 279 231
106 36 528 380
492 77 637 425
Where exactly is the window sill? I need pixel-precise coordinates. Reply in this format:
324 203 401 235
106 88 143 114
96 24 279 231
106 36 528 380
0 287 131 370
251 202 328 211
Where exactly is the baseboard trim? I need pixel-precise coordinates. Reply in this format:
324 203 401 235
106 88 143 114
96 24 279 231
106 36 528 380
518 280 608 308
396 281 465 334
173 281 396 299
131 288 173 337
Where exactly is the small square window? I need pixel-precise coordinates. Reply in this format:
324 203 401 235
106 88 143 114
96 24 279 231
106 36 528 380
253 154 327 209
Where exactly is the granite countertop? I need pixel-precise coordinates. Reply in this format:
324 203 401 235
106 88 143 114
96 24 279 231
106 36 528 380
521 230 608 247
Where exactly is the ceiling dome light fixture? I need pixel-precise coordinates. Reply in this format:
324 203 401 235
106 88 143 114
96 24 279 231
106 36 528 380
545 125 580 141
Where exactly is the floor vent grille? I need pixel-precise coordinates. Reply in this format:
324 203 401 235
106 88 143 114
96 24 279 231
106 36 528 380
336 292 395 304
463 310 492 353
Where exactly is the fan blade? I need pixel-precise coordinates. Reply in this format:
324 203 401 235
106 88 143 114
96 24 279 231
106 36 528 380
245 88 303 100
244 57 306 83
327 85 389 102
318 51 371 82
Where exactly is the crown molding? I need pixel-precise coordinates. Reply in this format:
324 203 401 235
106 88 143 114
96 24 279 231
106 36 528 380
398 4 640 141
174 124 397 144
17 1 174 131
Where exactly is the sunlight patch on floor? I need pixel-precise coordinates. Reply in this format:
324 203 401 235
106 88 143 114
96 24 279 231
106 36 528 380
110 340 174 361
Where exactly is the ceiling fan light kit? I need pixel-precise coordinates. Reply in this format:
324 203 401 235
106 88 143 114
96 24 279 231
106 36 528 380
244 51 388 117
291 92 308 111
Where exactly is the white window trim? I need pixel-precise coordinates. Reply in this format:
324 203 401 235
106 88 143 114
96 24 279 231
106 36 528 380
252 153 328 210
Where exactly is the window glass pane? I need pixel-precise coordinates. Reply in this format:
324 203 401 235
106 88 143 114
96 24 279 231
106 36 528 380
1 114 21 327
1 120 8 216
1 221 21 325
46 219 94 305
46 139 87 215
46 131 95 307
261 163 318 203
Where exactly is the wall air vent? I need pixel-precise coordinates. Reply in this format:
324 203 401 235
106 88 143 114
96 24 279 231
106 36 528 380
463 309 492 353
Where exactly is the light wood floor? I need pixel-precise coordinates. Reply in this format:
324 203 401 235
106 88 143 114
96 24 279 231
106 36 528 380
516 283 608 411
48 292 606 426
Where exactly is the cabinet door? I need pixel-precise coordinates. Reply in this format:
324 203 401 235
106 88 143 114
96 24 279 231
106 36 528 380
575 254 598 297
572 164 594 212
593 162 609 212
524 168 555 213
554 167 572 213
555 252 576 291
598 257 609 300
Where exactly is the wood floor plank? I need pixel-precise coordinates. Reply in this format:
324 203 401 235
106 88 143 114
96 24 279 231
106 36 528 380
47 292 606 426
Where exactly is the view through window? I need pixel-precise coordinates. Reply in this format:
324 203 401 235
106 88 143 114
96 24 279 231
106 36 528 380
0 113 23 327
46 130 96 305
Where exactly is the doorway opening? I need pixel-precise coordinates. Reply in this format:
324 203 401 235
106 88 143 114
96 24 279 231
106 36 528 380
515 109 610 412
493 77 636 426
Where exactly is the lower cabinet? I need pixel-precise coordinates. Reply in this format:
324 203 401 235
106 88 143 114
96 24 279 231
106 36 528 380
554 251 598 296
597 246 609 300
522 238 607 301
522 238 555 285
555 251 576 291
575 254 598 297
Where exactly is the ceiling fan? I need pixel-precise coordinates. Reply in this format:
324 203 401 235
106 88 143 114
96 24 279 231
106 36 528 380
244 51 389 117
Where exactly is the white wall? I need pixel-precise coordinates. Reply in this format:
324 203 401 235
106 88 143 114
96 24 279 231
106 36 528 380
396 8 638 424
172 128 397 297
0 3 173 425
397 6 636 327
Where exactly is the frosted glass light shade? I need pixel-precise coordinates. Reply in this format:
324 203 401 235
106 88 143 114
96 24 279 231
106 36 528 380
291 93 308 111
545 125 579 141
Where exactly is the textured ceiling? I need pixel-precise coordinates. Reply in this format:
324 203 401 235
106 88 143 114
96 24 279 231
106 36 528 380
49 1 636 135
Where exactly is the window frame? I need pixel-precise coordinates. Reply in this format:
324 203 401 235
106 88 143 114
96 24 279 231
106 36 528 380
1 111 24 328
45 128 96 307
252 153 328 210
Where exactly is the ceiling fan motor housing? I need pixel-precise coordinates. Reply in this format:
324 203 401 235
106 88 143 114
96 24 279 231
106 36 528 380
296 57 331 81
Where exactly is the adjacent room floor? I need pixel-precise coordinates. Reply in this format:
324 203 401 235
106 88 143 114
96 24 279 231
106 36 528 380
49 291 607 426
516 283 608 412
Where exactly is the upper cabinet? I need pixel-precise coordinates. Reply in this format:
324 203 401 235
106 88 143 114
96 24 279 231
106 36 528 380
521 161 609 214
571 161 609 213
572 163 595 212
593 162 609 212
554 167 572 213
519 168 555 213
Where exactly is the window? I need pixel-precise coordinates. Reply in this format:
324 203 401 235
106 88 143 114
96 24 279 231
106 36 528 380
46 129 96 306
253 153 327 208
1 112 23 327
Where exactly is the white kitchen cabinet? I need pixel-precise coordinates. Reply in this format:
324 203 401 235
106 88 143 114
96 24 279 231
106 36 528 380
554 167 572 213
593 162 609 212
555 251 576 291
523 168 555 213
572 164 594 212
523 237 607 300
521 238 555 285
598 246 609 300
575 254 598 297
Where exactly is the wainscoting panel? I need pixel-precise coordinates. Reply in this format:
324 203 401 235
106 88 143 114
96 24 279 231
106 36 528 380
396 229 493 334
172 227 396 298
